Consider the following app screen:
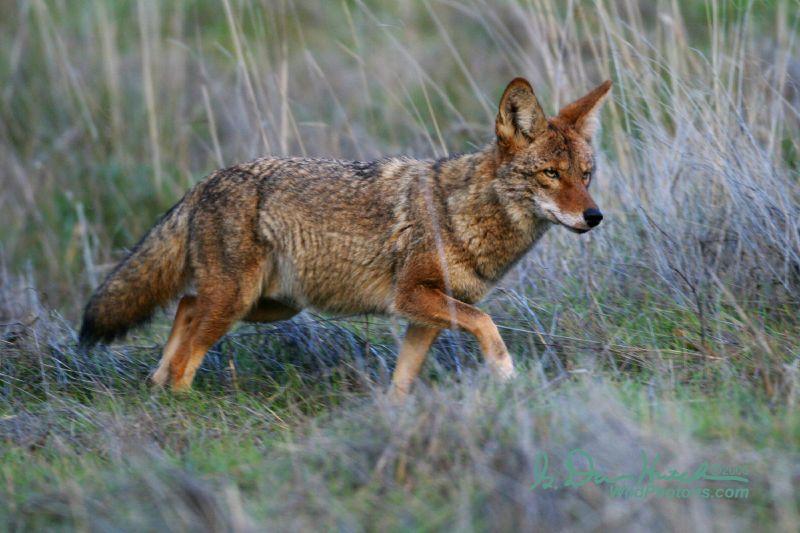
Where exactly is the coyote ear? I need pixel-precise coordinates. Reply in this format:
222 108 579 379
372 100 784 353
557 80 612 140
495 78 548 151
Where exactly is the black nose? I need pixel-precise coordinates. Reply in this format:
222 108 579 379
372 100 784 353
583 208 603 228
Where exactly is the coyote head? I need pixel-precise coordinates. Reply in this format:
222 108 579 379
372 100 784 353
493 77 612 233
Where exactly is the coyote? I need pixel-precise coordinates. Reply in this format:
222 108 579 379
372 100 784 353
80 77 611 397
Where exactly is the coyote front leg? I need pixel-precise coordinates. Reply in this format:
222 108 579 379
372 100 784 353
395 286 516 382
390 324 441 401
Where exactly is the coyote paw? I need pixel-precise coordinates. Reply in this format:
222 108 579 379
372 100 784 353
489 357 516 381
151 366 169 387
387 384 411 405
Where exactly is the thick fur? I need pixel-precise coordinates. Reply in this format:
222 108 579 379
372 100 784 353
79 200 190 345
79 77 612 393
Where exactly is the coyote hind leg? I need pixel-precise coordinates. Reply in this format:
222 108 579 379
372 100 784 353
165 270 264 391
152 295 197 387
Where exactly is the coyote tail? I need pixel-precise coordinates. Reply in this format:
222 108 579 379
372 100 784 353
79 200 190 346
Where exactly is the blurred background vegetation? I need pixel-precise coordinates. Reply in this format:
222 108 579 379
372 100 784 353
1 0 796 313
1 0 799 530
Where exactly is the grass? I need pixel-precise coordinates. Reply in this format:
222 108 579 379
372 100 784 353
2 0 800 530
2 353 797 530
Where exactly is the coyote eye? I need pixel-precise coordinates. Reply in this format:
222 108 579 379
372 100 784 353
543 168 559 179
583 171 592 182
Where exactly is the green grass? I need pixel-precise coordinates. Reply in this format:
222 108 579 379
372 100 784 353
2 299 798 529
2 357 796 530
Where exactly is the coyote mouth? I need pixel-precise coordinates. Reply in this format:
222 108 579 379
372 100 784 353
566 226 590 234
546 209 590 234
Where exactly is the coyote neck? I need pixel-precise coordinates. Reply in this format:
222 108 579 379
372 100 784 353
437 147 551 282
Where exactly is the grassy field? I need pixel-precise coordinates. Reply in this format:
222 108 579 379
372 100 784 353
2 0 800 530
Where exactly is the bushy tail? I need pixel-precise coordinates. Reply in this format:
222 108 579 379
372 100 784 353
79 200 190 346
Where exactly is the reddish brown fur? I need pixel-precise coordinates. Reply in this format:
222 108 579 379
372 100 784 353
79 78 612 395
